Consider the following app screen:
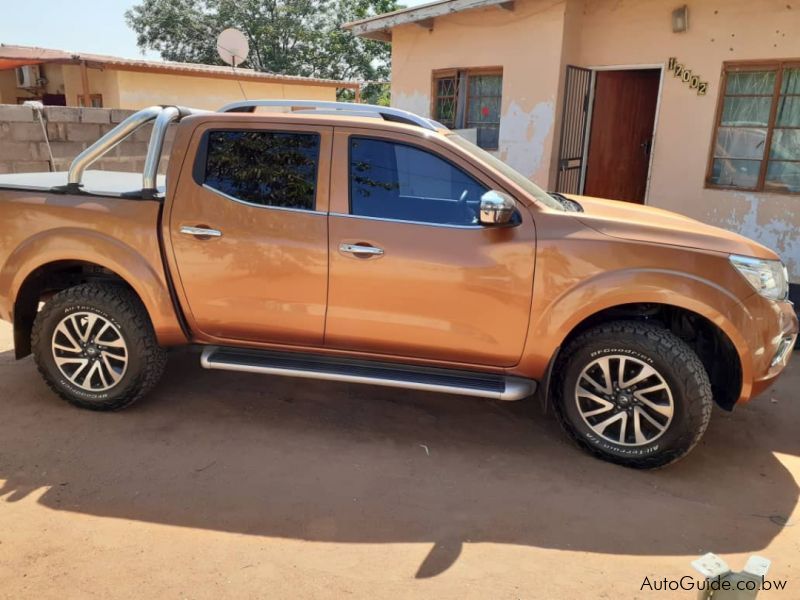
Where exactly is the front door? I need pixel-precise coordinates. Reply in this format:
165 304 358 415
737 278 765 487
168 122 332 346
584 69 660 203
324 129 536 367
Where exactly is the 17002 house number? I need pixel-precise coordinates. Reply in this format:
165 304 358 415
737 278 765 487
668 57 708 95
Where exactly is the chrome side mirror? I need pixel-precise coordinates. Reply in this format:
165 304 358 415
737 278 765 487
479 190 517 225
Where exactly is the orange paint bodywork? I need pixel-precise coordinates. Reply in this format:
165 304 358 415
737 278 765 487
0 193 185 346
164 121 333 346
0 111 796 405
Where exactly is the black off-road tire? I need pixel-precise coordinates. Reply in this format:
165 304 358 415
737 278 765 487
553 320 712 469
31 283 167 411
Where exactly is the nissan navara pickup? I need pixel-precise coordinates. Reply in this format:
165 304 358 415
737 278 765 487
0 101 796 468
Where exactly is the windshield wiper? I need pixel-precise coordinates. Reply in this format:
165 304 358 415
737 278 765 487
548 192 584 212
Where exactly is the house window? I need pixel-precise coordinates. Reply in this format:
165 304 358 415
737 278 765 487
707 61 800 193
432 68 503 150
78 94 103 108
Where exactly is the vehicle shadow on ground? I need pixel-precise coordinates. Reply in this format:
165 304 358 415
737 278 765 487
0 348 797 578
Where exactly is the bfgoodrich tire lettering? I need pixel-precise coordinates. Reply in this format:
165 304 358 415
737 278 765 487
554 320 713 469
32 283 167 411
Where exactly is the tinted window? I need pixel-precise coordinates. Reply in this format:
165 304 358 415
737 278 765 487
349 137 487 226
204 130 320 210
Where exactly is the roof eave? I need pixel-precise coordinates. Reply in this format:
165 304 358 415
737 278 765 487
0 44 359 88
343 0 515 39
358 30 393 42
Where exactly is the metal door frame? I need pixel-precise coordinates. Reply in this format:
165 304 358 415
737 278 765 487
555 66 592 195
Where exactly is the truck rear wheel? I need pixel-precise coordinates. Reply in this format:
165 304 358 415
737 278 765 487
31 283 167 411
554 320 712 469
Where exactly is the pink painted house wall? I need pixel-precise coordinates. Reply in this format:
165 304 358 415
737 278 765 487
385 0 800 283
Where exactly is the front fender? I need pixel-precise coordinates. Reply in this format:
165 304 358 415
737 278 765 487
517 267 754 397
1 227 185 346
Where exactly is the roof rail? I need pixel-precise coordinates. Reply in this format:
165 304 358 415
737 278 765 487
217 100 446 132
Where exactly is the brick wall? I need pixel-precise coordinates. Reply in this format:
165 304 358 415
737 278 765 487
0 104 172 175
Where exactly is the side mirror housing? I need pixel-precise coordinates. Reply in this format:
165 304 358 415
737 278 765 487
479 190 517 225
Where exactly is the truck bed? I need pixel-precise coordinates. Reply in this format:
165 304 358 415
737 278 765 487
0 183 180 344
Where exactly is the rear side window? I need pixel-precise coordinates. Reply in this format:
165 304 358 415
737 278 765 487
203 130 320 210
349 137 488 226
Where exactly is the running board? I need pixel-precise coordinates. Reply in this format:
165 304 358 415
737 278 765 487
200 346 536 401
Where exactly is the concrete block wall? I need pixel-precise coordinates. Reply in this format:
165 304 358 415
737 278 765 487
0 104 173 175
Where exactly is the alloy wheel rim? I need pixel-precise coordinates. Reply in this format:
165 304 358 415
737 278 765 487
574 355 674 447
51 312 129 392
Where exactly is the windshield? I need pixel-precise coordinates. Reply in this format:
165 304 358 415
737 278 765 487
446 133 565 211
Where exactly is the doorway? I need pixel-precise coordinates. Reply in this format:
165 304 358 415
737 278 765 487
556 66 662 204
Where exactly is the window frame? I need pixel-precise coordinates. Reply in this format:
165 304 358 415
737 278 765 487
706 59 800 194
346 135 492 229
431 68 459 129
431 66 503 151
194 127 323 213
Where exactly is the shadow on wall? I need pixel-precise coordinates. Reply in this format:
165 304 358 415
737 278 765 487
0 349 797 578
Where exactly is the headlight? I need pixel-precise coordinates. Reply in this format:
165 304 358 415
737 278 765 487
729 255 789 301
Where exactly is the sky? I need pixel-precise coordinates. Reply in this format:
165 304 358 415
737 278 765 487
1 0 431 60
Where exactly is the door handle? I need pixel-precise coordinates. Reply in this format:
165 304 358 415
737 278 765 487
180 225 223 239
339 243 384 257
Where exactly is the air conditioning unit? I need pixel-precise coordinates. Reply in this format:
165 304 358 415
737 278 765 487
15 65 42 89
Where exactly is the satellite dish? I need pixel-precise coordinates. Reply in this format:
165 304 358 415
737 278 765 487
217 28 249 67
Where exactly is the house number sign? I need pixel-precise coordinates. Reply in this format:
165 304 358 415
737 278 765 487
668 57 708 95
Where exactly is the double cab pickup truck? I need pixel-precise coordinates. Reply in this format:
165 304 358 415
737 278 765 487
0 101 796 468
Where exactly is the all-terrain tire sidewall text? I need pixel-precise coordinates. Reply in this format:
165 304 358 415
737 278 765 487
555 321 713 469
32 283 167 411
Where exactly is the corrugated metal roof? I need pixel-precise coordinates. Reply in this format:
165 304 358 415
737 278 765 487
0 44 356 88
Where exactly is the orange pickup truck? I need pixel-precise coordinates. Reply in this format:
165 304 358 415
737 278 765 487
0 101 796 468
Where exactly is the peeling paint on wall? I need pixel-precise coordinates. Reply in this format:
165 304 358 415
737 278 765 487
392 91 431 118
709 193 800 283
498 101 555 181
392 93 556 183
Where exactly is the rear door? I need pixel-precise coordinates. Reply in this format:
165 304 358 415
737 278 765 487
324 128 536 367
167 121 332 346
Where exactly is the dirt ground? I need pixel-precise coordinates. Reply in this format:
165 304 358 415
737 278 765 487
0 320 797 599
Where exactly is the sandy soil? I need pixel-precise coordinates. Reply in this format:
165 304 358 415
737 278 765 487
0 320 797 598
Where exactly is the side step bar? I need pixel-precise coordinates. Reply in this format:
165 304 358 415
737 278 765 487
200 346 536 401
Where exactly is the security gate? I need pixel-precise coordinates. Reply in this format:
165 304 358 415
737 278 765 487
555 66 592 194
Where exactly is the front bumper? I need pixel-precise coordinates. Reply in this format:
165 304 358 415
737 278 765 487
744 298 798 401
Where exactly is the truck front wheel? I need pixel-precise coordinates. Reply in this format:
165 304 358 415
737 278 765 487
554 320 713 469
31 283 167 411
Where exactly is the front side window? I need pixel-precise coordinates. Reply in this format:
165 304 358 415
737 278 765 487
349 137 488 226
432 68 503 150
708 62 800 193
204 130 320 209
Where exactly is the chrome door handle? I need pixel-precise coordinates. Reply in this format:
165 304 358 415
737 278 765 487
339 243 384 256
180 226 223 238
